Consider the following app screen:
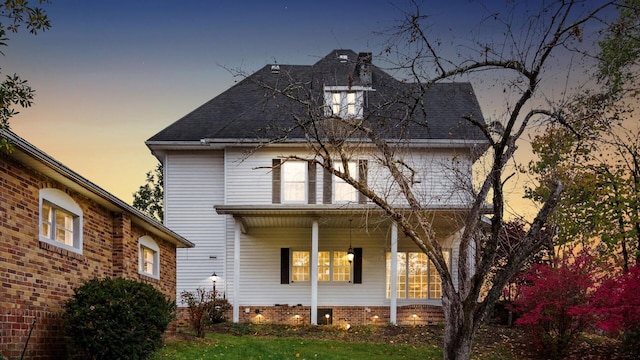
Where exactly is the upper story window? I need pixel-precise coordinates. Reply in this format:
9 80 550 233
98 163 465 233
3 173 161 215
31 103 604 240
333 161 358 203
39 188 83 254
385 250 451 299
282 161 307 203
324 86 364 119
138 235 160 279
322 159 368 205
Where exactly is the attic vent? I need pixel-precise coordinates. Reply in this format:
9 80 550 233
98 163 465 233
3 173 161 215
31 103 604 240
338 54 348 63
271 65 280 74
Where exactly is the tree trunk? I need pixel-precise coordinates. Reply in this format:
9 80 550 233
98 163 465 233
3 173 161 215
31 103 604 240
442 297 475 360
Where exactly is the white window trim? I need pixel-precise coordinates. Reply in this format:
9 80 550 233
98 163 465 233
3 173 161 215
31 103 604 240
138 235 160 279
281 161 307 204
39 188 83 255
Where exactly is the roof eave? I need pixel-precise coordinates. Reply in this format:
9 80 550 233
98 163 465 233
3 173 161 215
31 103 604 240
3 130 194 248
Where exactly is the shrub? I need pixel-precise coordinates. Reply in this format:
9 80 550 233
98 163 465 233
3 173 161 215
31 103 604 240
592 265 640 357
180 288 231 337
62 277 175 360
512 250 600 359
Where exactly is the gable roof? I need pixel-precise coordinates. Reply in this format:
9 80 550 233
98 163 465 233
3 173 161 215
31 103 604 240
147 49 486 145
1 130 194 248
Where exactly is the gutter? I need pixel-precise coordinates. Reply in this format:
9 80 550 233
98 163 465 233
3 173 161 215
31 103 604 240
2 130 194 248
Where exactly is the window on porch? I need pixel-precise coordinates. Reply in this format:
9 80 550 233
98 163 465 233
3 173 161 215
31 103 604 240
292 251 310 282
318 251 351 282
385 250 451 299
281 248 362 284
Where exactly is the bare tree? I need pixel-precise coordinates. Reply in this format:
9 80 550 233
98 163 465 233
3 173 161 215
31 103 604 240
230 1 626 358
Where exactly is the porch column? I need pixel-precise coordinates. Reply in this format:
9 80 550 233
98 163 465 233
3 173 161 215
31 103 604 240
390 222 398 324
311 219 319 325
233 220 241 322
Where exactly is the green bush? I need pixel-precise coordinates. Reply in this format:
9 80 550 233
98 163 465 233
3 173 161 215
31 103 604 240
62 277 175 360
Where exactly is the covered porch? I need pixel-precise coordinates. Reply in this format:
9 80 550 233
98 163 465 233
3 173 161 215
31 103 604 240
215 204 466 325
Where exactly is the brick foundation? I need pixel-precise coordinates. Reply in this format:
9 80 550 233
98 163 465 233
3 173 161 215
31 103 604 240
176 304 444 327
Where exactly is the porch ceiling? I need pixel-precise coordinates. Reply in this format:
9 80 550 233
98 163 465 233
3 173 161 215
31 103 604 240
214 204 472 235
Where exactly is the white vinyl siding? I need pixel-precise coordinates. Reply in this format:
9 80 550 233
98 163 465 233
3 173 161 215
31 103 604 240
164 151 225 299
234 227 387 307
226 148 321 205
368 148 473 208
224 147 472 208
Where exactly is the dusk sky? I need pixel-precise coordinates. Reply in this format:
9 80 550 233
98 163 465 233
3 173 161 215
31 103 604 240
4 0 612 218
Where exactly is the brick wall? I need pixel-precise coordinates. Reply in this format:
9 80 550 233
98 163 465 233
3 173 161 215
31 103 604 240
197 304 444 326
0 154 178 359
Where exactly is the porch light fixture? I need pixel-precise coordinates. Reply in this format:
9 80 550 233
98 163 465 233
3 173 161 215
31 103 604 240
211 272 218 295
347 219 354 263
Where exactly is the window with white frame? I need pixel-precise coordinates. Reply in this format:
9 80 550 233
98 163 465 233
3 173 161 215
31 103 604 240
282 161 307 203
39 188 83 254
138 235 160 278
318 251 351 282
334 161 358 203
324 87 364 119
385 250 451 299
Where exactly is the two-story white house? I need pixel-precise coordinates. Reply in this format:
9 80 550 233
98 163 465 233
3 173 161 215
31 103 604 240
146 50 487 326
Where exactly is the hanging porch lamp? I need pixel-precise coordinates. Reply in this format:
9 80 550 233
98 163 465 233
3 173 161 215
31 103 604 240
347 219 354 263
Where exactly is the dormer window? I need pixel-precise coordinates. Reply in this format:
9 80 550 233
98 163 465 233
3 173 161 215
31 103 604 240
324 86 364 119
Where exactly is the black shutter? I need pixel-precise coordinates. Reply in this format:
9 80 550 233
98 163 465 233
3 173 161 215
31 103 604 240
353 248 363 284
358 160 368 204
281 248 290 284
323 167 332 204
272 159 281 204
308 161 316 204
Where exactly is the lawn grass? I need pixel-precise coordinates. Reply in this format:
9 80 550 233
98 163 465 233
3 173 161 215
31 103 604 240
151 333 442 360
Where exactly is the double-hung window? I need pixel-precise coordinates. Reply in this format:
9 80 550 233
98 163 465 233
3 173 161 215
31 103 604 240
318 251 351 282
291 250 310 282
138 235 160 278
385 250 451 299
39 189 83 254
333 161 358 203
292 250 351 282
282 161 307 203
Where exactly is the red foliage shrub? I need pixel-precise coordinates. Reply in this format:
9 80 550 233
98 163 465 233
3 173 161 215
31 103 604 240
591 265 640 356
513 250 601 359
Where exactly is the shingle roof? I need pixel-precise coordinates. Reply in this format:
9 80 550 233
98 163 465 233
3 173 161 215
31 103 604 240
147 50 486 143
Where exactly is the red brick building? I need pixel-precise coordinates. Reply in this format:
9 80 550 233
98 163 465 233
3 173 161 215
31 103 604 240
0 130 194 360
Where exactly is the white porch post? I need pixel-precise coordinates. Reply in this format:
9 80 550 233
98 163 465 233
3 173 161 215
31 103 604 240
311 219 319 325
390 222 398 324
233 220 241 322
